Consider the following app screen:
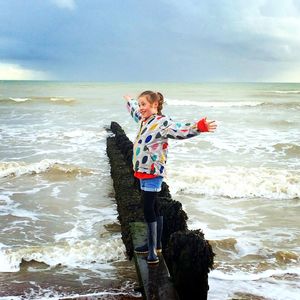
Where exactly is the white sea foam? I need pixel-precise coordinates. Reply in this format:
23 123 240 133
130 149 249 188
0 159 95 179
271 90 300 94
210 266 300 281
208 271 300 300
63 129 94 138
50 186 61 197
0 243 8 249
2 281 139 300
50 97 75 102
235 239 264 257
166 98 300 110
0 160 62 178
62 129 106 143
0 96 76 105
0 194 14 205
166 98 263 107
168 165 300 199
0 193 40 220
8 97 31 102
0 206 39 220
0 238 126 272
54 206 117 241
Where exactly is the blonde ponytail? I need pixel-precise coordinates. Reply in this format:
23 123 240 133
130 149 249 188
156 92 164 115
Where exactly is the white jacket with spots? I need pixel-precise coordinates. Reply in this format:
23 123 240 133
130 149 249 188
127 99 204 177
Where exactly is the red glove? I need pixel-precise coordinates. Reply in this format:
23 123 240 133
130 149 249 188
197 118 209 132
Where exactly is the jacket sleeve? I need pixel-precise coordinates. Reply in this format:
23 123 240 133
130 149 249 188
159 116 208 140
126 99 141 123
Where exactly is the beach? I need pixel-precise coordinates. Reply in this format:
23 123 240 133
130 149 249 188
0 81 299 299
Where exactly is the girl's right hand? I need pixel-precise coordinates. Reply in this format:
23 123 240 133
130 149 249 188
123 95 132 101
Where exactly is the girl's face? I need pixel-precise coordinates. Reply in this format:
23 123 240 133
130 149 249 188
138 96 158 120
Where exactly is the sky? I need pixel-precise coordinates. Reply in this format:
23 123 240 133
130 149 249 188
0 0 300 82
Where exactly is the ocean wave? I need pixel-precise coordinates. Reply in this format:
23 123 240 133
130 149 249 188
9 97 31 102
209 268 300 300
210 266 300 281
49 97 76 103
0 281 139 300
165 98 300 109
275 250 299 264
270 90 300 94
270 120 297 127
259 102 300 109
0 96 76 105
166 99 263 107
62 129 103 139
0 238 126 272
0 97 32 103
0 160 95 179
273 143 300 156
33 129 107 145
210 238 299 267
169 165 300 199
209 238 238 251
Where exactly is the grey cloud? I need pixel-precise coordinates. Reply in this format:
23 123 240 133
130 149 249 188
0 0 299 81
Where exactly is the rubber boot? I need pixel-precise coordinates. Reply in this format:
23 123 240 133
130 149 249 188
134 241 148 254
146 221 159 264
134 216 163 254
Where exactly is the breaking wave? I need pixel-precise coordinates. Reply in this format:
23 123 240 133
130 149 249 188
0 97 76 104
272 143 300 157
166 99 263 107
9 97 31 102
170 165 300 199
166 98 300 109
0 238 126 272
270 90 300 94
49 97 76 103
0 160 95 179
259 101 300 109
210 266 300 281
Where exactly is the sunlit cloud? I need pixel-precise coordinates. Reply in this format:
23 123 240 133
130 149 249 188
271 66 300 83
0 63 49 80
51 0 76 10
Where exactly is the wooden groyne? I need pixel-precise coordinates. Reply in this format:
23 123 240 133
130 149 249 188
130 222 179 300
106 121 215 300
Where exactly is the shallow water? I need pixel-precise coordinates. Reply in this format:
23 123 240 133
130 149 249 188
0 81 299 299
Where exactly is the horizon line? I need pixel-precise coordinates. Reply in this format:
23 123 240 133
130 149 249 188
1 80 300 84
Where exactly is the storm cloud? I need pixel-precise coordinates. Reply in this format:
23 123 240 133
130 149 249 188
0 0 299 81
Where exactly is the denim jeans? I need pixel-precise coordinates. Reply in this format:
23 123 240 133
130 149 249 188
140 176 163 192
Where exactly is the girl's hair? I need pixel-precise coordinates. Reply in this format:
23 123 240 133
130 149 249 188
138 90 164 115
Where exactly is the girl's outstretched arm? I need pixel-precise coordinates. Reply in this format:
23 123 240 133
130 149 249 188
123 95 141 123
160 116 216 139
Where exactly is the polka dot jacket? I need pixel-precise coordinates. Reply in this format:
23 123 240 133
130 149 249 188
127 99 205 177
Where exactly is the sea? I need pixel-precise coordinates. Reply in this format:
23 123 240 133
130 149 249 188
0 81 299 300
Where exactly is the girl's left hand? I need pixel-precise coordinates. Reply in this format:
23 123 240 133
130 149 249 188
205 118 217 132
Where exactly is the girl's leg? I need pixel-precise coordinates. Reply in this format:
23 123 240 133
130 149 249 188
154 194 163 252
142 190 159 264
135 177 163 264
143 190 158 223
134 190 163 254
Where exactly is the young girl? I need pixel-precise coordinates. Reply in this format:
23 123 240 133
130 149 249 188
123 91 216 264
